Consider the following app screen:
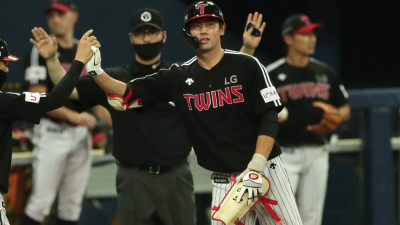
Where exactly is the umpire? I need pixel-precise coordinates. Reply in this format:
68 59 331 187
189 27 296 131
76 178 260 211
53 9 195 225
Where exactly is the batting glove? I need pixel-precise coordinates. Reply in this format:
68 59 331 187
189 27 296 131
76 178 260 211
85 46 104 76
237 153 267 205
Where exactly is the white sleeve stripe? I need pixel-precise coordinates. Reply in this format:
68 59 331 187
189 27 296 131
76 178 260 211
30 46 40 66
224 49 273 87
182 56 197 66
339 84 349 99
265 58 286 72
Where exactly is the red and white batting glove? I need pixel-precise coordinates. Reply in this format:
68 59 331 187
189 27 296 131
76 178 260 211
237 153 267 205
85 46 104 76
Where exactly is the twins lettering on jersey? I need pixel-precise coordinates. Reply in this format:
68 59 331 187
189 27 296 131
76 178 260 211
277 82 330 102
183 85 244 111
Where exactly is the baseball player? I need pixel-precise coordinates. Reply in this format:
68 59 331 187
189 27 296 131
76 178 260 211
83 1 303 224
21 1 97 225
0 31 99 225
264 14 351 225
28 9 196 225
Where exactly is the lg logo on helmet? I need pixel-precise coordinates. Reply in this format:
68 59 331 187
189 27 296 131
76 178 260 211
195 3 208 14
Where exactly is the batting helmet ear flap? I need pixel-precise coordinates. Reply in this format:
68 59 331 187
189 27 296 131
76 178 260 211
183 27 200 49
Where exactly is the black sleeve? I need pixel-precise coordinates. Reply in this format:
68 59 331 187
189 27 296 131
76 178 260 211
0 92 44 124
259 108 279 139
76 75 108 110
126 67 174 106
42 60 84 111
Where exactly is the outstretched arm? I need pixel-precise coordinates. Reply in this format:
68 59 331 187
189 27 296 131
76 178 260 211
240 12 266 55
30 27 93 100
43 29 101 111
84 47 127 96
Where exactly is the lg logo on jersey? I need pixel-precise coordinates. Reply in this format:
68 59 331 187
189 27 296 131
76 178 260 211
183 85 244 111
224 75 237 85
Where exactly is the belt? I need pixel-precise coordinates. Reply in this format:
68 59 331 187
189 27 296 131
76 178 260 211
117 160 186 175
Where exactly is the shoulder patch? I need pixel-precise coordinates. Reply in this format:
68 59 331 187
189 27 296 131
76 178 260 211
24 92 41 103
260 87 280 103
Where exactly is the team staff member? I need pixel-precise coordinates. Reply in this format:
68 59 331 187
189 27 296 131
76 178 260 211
22 1 98 225
0 31 99 225
84 1 303 224
29 9 195 225
265 14 350 225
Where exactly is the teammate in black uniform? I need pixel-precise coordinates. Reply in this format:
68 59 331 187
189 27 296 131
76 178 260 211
28 10 195 225
84 1 303 224
0 31 99 225
264 14 351 225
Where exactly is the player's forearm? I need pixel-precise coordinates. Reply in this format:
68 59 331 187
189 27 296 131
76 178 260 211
45 56 80 100
92 72 127 96
45 55 66 85
239 45 255 55
255 135 274 160
91 105 112 126
338 104 351 122
46 106 79 122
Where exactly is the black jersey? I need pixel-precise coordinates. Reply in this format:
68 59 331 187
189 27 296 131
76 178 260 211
126 50 282 172
0 91 46 193
266 58 349 146
76 60 192 166
25 41 84 117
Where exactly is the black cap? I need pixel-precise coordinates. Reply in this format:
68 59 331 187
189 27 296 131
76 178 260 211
130 8 164 32
0 39 19 62
45 0 77 14
281 14 322 36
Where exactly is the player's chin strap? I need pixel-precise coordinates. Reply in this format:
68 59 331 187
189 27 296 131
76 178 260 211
212 176 284 225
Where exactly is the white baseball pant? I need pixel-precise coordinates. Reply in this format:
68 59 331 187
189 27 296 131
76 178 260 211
1 194 10 225
211 156 303 225
25 118 92 222
280 146 329 225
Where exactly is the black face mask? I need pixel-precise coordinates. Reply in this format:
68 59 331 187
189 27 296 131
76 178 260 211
132 41 164 60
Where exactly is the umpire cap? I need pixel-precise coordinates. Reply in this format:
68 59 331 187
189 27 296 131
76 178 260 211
130 8 164 32
281 14 322 36
0 39 19 62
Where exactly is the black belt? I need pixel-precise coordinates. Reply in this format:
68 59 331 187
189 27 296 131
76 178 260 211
117 160 186 174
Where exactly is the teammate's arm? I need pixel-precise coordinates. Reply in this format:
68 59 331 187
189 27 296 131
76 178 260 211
41 29 100 111
240 12 266 55
30 27 80 100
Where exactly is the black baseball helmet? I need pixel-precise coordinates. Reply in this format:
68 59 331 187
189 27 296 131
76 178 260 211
183 1 224 49
0 39 19 62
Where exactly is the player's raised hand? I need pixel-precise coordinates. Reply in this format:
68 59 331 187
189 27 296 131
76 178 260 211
30 27 58 60
75 29 101 64
240 12 266 55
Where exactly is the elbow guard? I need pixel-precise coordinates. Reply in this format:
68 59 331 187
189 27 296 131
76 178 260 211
107 95 143 111
106 86 143 111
